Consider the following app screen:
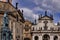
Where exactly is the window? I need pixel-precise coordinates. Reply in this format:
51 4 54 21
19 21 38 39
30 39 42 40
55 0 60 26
58 27 60 31
3 33 6 40
54 36 58 40
34 36 38 40
39 27 42 30
24 25 30 31
32 27 34 31
50 27 54 31
44 26 48 30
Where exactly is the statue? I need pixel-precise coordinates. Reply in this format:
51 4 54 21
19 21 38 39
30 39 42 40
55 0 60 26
1 11 12 40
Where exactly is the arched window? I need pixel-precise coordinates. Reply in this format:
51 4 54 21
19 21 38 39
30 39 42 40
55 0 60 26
33 27 34 31
34 36 38 40
54 36 58 40
43 34 50 40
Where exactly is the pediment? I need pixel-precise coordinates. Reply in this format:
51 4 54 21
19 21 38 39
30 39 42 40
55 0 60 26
41 16 53 20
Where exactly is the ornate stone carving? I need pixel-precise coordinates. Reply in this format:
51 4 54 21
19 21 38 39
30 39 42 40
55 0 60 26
44 21 48 30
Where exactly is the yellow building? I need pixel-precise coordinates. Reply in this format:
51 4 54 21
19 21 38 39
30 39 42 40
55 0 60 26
0 0 25 40
23 20 32 40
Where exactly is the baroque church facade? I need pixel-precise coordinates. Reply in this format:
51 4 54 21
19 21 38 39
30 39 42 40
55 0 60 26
31 11 60 40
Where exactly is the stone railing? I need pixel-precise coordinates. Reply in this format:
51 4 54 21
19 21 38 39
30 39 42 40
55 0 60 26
31 27 60 32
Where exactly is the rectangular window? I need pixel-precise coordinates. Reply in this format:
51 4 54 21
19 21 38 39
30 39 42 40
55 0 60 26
58 27 60 31
50 27 54 31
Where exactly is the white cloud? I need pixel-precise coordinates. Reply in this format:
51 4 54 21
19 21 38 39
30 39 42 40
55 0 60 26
54 23 57 25
33 0 60 12
20 8 38 22
33 6 44 11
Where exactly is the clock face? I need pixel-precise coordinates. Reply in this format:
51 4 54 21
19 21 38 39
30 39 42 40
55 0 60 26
24 25 30 31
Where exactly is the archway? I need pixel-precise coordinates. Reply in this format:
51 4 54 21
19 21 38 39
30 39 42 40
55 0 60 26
54 36 58 40
34 36 38 40
24 38 30 40
43 34 50 40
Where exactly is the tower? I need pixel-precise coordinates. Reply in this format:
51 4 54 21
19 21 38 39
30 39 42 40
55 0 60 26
1 11 12 40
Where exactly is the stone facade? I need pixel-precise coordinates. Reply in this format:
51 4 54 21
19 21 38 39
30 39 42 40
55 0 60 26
0 1 24 40
23 20 32 40
31 11 60 40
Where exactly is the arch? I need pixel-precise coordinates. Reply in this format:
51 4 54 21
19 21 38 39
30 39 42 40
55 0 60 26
34 36 39 40
43 34 50 40
54 36 58 40
24 38 30 40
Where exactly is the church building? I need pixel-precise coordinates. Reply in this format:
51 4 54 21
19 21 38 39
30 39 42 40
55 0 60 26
31 11 60 40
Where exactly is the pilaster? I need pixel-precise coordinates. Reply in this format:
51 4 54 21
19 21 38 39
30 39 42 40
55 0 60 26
50 35 53 40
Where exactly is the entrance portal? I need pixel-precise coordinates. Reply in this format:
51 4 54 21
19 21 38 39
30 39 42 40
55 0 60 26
43 34 50 40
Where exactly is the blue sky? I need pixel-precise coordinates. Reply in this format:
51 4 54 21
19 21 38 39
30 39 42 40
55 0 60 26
12 0 60 24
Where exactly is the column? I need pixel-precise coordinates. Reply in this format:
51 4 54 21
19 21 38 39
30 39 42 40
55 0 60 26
32 36 34 40
39 35 42 40
58 36 60 40
50 35 53 40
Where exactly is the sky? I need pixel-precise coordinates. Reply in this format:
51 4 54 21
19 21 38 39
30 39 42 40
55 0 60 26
12 0 60 24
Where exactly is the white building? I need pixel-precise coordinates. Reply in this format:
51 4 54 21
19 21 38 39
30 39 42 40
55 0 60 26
31 11 60 40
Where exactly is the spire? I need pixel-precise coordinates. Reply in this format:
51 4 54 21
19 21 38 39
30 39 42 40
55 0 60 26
45 11 47 16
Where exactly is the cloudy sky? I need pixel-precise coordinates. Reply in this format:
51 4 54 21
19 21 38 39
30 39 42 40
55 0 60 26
12 0 60 23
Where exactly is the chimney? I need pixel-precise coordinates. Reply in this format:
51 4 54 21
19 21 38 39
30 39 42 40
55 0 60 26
16 3 18 9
